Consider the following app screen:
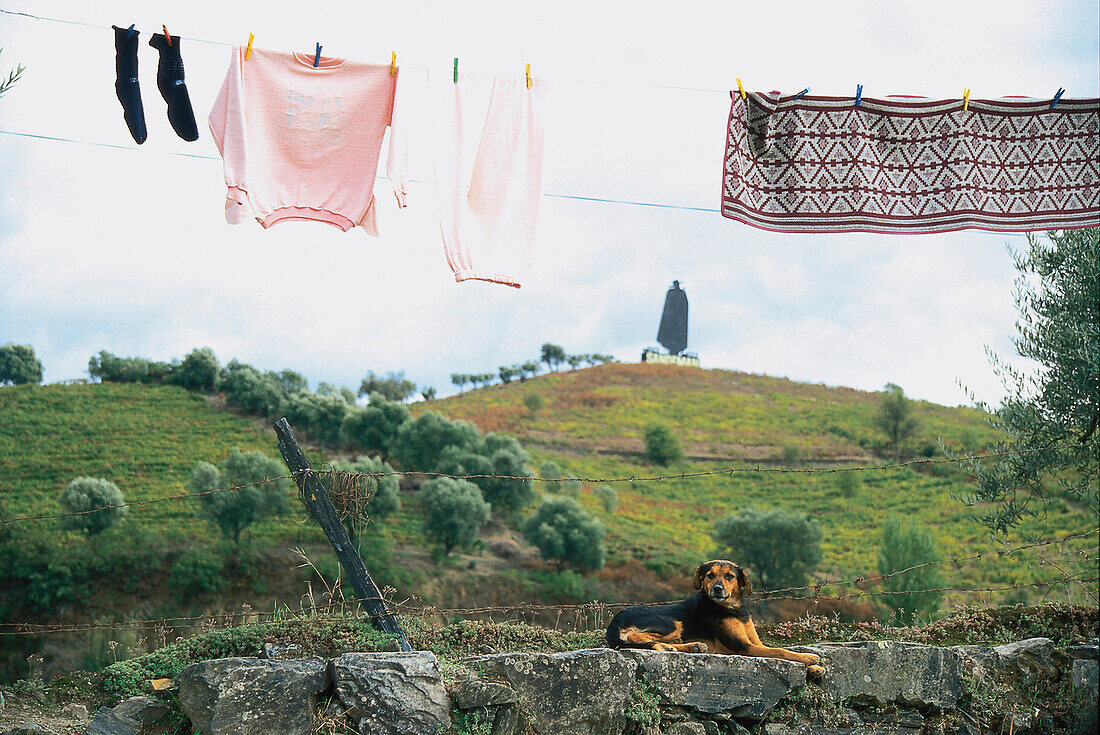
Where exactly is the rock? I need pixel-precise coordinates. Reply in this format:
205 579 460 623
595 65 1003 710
330 652 451 735
760 726 915 734
465 648 636 735
664 723 707 735
956 637 1063 691
85 707 140 735
1073 658 1099 699
58 703 88 721
804 641 964 711
2 725 56 735
261 642 303 660
621 650 806 717
1067 640 1099 661
178 657 328 735
452 679 518 708
113 696 168 724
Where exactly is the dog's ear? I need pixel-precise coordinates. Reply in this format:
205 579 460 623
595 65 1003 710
693 563 711 590
735 566 753 597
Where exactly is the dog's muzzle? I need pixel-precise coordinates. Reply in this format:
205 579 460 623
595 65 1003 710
709 585 729 601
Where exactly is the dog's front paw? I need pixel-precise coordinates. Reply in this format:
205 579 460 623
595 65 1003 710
688 642 709 653
807 664 824 677
801 652 820 666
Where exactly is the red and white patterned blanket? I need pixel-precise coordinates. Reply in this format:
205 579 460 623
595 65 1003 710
721 93 1100 233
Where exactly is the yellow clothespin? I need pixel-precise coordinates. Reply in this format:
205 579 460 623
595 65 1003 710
525 63 531 89
963 88 970 112
736 78 746 100
391 51 397 76
245 32 255 60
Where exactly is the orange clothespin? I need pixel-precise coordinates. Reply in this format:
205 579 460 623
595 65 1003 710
245 32 255 60
162 25 172 46
391 51 397 76
525 63 531 89
736 78 746 100
963 88 970 111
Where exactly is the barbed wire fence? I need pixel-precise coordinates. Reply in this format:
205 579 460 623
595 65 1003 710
1 445 1095 641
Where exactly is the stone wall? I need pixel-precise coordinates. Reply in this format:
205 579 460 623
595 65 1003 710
85 638 1098 735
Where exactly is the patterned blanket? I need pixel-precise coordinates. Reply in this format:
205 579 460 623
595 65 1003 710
721 93 1100 233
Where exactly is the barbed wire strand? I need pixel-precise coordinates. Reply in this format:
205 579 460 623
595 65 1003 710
1 573 1093 638
0 445 1055 526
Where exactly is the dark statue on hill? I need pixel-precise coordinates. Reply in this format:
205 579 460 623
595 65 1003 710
657 280 689 356
642 280 699 367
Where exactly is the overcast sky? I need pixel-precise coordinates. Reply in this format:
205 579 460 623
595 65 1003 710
1 1 1097 406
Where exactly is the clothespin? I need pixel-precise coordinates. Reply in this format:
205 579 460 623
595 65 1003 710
792 88 810 101
855 84 863 108
736 78 746 100
963 88 970 111
525 63 531 89
1050 87 1065 109
453 57 459 84
314 43 322 68
245 32 255 60
162 25 172 46
391 51 397 77
125 24 136 38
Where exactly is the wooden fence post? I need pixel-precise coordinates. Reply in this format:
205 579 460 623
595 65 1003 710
273 417 412 652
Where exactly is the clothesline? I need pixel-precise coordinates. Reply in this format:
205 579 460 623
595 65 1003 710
0 6 1078 101
0 7 730 97
0 128 726 215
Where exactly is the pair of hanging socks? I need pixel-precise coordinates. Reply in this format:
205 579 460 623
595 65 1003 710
111 26 198 143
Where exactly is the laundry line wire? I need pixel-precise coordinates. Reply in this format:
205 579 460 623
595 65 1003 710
0 128 725 214
0 6 731 96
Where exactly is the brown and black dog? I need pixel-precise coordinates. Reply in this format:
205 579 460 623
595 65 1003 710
605 559 823 674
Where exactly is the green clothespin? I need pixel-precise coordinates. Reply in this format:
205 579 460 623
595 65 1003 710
453 57 458 83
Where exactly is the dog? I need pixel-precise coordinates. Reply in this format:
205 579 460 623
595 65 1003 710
605 559 823 675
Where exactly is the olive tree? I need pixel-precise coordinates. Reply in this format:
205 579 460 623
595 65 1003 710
711 506 822 592
59 477 126 535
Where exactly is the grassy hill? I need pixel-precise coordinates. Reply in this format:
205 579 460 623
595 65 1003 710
0 365 1095 683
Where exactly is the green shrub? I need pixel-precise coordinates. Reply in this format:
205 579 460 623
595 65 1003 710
186 449 292 544
59 477 127 536
711 506 822 592
418 477 491 555
836 471 861 498
0 343 43 385
523 392 544 414
877 517 944 624
643 423 683 465
168 347 219 392
523 496 606 571
169 547 227 599
594 486 618 513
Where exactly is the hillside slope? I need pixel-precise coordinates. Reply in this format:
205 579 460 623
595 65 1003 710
426 363 997 461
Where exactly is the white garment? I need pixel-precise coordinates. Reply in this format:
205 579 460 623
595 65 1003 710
432 73 547 288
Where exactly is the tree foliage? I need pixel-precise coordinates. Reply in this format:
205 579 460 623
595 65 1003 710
187 449 292 544
710 506 822 592
523 496 606 571
59 477 127 536
0 343 43 386
359 370 417 402
644 423 684 465
540 343 566 372
391 411 481 470
168 347 220 392
877 517 944 623
418 477 490 555
961 230 1100 536
331 454 401 543
875 383 919 459
340 393 410 457
436 433 535 523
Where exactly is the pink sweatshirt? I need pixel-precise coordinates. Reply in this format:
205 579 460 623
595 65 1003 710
208 47 405 234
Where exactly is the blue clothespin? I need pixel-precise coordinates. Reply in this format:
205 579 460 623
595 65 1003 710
314 43 322 68
855 84 863 107
126 24 136 38
1050 88 1065 109
792 88 810 101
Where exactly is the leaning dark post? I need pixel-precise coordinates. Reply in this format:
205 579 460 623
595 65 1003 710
274 417 412 652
